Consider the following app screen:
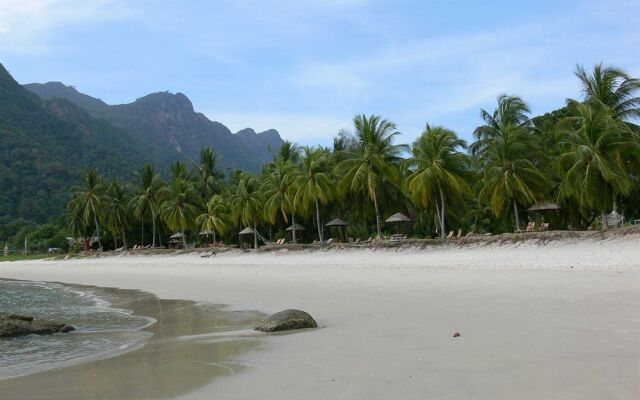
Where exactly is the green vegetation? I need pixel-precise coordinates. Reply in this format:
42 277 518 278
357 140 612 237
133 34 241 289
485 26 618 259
2 63 639 250
0 254 54 262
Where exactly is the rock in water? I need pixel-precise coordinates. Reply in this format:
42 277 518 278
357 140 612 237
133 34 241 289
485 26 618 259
255 309 317 332
0 313 75 338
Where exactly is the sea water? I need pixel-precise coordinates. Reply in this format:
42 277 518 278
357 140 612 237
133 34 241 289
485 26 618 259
0 279 154 379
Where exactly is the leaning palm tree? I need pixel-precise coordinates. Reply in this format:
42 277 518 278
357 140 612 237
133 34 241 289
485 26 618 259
404 125 471 238
472 95 547 232
261 159 299 241
230 175 262 249
275 140 301 163
293 147 334 243
575 63 640 121
104 180 131 249
161 178 197 248
130 164 166 247
68 169 105 250
336 114 406 239
195 194 228 244
556 100 640 229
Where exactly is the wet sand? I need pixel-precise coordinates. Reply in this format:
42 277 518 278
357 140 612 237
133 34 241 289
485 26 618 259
0 284 265 399
1 235 639 399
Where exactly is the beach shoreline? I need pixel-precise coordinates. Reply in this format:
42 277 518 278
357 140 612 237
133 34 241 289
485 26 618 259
1 234 639 399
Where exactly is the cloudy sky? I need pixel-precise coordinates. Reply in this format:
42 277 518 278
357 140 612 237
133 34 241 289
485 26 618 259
1 0 638 145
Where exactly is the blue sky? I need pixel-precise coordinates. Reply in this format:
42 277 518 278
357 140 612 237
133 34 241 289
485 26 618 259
1 0 638 146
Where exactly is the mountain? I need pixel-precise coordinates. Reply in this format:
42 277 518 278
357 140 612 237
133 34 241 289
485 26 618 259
0 64 147 223
24 83 283 171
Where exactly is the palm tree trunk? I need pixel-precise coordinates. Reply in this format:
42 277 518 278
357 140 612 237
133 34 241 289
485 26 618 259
315 198 323 244
253 222 258 249
93 211 102 251
151 209 157 248
122 228 127 250
114 236 117 250
435 202 442 236
213 231 217 244
601 210 609 230
182 231 187 248
439 184 446 239
373 191 382 240
513 200 521 232
292 213 297 243
141 217 144 246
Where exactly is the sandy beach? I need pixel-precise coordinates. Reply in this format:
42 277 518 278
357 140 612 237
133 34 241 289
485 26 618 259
1 235 639 399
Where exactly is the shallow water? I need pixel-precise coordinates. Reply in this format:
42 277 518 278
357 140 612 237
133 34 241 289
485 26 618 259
0 279 266 399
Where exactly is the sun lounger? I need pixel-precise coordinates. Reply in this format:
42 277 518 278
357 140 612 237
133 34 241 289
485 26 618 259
326 238 334 245
525 222 536 232
538 222 550 232
456 229 462 238
447 231 454 239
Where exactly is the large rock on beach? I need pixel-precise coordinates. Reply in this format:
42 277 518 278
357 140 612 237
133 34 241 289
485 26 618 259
255 309 318 332
0 313 75 338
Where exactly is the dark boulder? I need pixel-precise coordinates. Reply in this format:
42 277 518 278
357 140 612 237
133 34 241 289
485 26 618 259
0 313 75 338
255 309 318 332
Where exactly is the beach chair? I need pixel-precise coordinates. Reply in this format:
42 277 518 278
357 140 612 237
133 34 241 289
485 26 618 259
538 222 549 232
456 229 463 238
354 238 361 244
525 222 536 232
326 238 334 245
447 231 454 239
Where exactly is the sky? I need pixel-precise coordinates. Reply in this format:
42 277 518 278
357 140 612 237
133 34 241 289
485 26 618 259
1 0 638 146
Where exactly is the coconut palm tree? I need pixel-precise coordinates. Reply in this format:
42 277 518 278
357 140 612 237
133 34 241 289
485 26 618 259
230 175 262 249
160 178 197 247
261 159 301 242
575 63 640 121
195 194 228 244
556 100 640 229
276 140 301 163
405 125 471 238
104 180 131 249
130 164 166 247
293 147 334 243
336 114 406 239
472 95 547 232
68 169 105 250
197 148 224 199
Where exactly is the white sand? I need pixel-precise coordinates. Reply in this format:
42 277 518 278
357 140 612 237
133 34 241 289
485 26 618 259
1 236 639 399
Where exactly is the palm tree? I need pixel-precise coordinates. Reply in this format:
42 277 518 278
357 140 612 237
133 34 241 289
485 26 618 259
556 100 640 229
68 169 105 250
197 148 224 199
575 63 640 121
170 161 189 181
261 159 298 241
130 164 166 247
230 175 261 249
160 178 197 247
336 114 406 239
276 140 301 163
472 95 547 232
405 125 471 238
293 147 334 243
195 194 228 243
104 180 131 249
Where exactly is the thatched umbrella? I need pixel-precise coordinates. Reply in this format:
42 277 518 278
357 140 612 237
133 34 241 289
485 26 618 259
528 201 561 211
286 223 305 242
238 227 255 249
326 218 348 241
385 212 411 234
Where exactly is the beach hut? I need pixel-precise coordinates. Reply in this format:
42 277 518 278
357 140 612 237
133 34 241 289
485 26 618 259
326 218 348 242
199 230 216 245
385 212 411 234
285 223 305 242
169 232 186 248
238 227 256 249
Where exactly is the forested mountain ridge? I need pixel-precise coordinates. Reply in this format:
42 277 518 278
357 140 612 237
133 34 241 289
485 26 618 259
0 64 147 223
24 82 283 171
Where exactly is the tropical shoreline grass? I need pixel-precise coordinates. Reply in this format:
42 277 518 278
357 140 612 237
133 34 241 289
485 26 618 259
0 254 54 262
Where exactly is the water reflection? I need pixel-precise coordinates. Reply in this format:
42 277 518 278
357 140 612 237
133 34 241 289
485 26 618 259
0 284 265 399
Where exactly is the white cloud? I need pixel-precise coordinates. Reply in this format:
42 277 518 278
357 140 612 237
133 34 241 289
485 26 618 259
0 0 132 53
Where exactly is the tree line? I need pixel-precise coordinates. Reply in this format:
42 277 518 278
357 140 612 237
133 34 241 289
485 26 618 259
65 64 640 250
